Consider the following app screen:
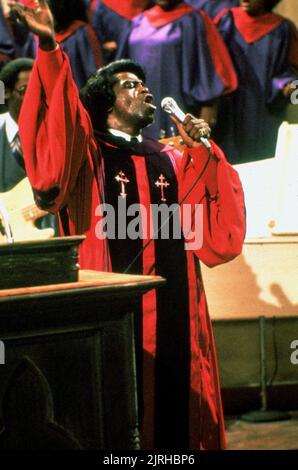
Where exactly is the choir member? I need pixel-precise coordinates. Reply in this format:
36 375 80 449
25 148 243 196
49 0 103 88
117 0 238 139
214 0 298 163
92 0 152 62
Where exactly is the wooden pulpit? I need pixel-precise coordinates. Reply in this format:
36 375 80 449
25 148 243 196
0 270 164 450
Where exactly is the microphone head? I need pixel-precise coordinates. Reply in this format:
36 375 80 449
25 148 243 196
161 97 186 122
161 97 211 148
161 97 177 115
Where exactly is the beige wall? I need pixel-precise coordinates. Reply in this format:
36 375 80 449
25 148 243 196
0 0 9 15
276 1 298 25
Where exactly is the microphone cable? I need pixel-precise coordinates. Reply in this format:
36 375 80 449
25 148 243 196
123 145 212 275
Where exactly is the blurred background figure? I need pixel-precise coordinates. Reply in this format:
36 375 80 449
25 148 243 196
85 0 98 21
214 0 298 164
117 0 238 140
0 4 15 69
48 0 103 88
0 58 32 190
186 0 239 18
3 1 103 88
92 0 153 63
0 58 59 235
1 1 36 67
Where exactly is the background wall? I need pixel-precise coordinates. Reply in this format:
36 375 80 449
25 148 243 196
276 1 298 26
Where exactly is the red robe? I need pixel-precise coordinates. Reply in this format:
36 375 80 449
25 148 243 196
99 0 151 20
19 47 246 450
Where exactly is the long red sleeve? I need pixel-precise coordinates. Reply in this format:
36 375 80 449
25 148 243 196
19 46 109 271
178 142 246 267
19 47 95 212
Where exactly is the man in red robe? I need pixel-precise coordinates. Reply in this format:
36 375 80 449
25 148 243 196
10 0 246 450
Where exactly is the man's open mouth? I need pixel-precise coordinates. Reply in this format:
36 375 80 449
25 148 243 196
144 94 157 109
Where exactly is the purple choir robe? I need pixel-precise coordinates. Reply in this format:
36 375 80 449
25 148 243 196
186 0 239 18
214 8 298 164
11 24 37 60
0 4 37 62
0 7 15 65
92 3 131 62
85 0 98 21
117 3 237 140
55 21 103 89
92 2 130 44
92 1 150 62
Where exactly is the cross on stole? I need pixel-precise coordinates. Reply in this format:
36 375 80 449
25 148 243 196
115 170 130 198
155 174 170 202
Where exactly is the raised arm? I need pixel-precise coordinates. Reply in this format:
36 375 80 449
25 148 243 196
8 0 95 212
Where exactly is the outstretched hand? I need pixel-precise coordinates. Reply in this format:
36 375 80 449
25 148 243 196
8 0 57 51
170 114 211 148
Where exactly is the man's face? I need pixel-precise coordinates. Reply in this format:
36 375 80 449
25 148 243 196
240 0 266 16
109 71 156 134
6 69 31 122
153 0 181 11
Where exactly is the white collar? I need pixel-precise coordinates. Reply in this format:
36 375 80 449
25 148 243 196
108 128 143 143
2 112 19 144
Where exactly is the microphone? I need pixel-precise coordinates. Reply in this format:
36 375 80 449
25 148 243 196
161 97 211 149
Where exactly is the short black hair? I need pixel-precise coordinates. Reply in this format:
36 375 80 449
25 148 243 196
264 0 282 11
48 0 88 32
0 58 34 90
80 59 146 132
